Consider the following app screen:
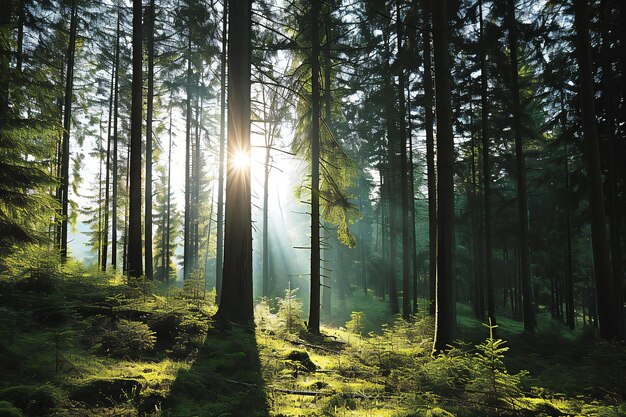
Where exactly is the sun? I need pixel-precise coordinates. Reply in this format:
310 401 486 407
231 150 250 171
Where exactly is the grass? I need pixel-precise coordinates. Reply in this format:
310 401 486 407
1 268 625 416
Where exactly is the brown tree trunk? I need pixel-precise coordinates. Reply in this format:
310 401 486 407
507 0 535 332
573 0 619 340
308 0 322 334
215 0 253 325
145 0 155 280
432 0 456 352
422 0 437 316
215 0 227 300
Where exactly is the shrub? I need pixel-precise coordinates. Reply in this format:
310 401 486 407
0 384 62 416
346 311 365 336
276 286 304 334
100 319 156 358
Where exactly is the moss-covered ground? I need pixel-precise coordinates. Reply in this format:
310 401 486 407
1 267 625 417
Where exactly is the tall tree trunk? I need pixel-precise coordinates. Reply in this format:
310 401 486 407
127 0 143 279
422 0 437 315
102 45 116 271
184 36 192 280
165 103 173 282
145 0 155 280
59 0 78 261
262 134 270 297
573 0 618 340
407 88 418 314
432 0 456 352
112 8 120 270
16 0 24 73
507 0 534 332
308 0 322 335
601 3 624 340
214 0 253 325
479 0 495 326
396 0 410 321
384 29 400 316
215 0 227 299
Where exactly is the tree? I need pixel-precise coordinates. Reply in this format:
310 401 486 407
57 0 78 261
127 0 143 279
507 0 535 333
215 0 253 325
573 0 619 341
432 0 456 352
144 0 155 280
308 0 322 335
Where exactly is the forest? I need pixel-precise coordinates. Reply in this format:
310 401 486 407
0 0 625 416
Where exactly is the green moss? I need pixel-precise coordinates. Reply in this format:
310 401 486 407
0 402 23 417
0 385 62 416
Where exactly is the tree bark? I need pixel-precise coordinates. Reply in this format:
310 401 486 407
215 0 253 325
396 0 411 321
145 0 155 280
112 8 120 270
59 0 78 261
479 0 495 325
422 0 437 316
184 36 192 280
507 0 535 332
308 0 322 335
127 0 143 279
215 0 227 300
432 0 456 352
573 0 618 340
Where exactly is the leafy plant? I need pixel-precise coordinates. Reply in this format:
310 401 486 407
276 285 304 334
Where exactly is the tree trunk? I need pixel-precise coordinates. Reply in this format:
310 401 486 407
145 0 155 280
432 0 456 352
507 0 535 333
184 36 192 280
215 0 227 300
573 0 618 340
112 9 120 270
214 0 253 325
422 0 437 316
396 0 411 321
102 42 116 272
479 0 495 326
127 0 143 279
59 0 78 261
165 103 173 283
308 0 322 334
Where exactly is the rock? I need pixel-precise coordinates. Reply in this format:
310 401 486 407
285 350 317 372
70 378 143 407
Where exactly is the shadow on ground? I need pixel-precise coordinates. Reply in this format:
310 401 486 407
163 325 269 417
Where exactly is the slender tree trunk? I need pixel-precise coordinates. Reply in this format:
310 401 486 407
127 0 143 279
601 4 624 339
102 48 116 271
184 36 192 280
573 0 618 340
479 0 495 326
145 0 155 280
215 0 227 299
112 9 120 270
422 0 437 315
407 88 418 314
384 29 400 316
165 103 173 282
432 0 456 352
262 139 270 298
308 0 322 334
396 0 410 321
59 0 78 261
507 0 534 332
16 0 24 73
193 79 203 270
214 0 253 325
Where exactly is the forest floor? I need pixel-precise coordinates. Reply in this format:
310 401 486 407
0 266 625 417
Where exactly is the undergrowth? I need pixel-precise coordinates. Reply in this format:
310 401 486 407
0 260 624 417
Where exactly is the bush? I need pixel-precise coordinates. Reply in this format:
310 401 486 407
0 384 62 416
100 319 156 358
276 286 304 334
346 311 365 336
